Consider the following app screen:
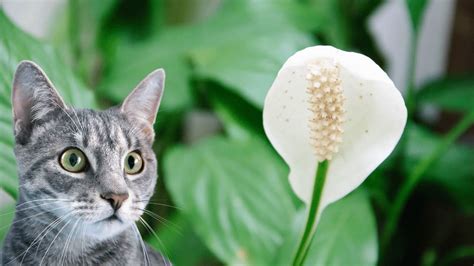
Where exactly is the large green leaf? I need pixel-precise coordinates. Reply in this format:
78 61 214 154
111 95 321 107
0 11 97 198
188 1 312 108
99 0 312 110
418 76 474 112
275 189 378 265
164 136 297 265
405 124 474 212
405 0 428 32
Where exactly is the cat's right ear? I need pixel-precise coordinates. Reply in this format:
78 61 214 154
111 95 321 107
12 61 67 142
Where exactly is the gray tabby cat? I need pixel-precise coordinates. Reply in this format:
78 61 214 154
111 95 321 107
1 61 171 265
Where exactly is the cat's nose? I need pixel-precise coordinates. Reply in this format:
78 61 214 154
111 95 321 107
100 192 129 211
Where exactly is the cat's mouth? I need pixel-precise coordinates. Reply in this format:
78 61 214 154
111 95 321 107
101 214 123 223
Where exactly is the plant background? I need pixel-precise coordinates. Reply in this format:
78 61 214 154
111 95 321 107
0 0 473 265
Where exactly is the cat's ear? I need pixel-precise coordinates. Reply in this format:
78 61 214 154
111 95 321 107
121 69 165 136
12 61 67 139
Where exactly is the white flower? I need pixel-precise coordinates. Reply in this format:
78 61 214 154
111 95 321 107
263 46 407 208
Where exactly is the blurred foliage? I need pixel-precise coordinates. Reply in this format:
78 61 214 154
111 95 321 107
0 11 97 199
275 189 378 266
418 76 474 112
405 0 428 33
0 0 473 265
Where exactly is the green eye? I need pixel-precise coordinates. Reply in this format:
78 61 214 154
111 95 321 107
125 151 143 174
60 148 87 173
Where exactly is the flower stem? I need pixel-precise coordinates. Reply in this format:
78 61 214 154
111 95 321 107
405 30 419 119
292 160 329 266
381 110 474 252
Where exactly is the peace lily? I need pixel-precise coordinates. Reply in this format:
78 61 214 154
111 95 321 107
263 46 407 265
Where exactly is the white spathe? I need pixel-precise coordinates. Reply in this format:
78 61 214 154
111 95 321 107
263 46 407 207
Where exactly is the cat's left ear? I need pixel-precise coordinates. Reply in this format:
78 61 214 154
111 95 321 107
121 69 165 137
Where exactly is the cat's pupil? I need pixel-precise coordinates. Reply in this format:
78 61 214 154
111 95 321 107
69 153 78 166
128 156 135 169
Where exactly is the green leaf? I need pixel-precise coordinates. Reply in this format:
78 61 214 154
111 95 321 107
405 0 428 32
405 124 474 212
275 189 378 266
208 86 265 141
189 2 312 108
0 203 15 245
98 50 193 112
99 0 312 110
0 11 97 198
164 136 297 265
146 213 217 266
418 76 474 112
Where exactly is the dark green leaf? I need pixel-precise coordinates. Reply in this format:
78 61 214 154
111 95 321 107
405 0 428 32
146 213 217 266
164 136 297 264
0 11 97 198
208 86 265 141
418 76 474 112
405 124 474 212
275 189 378 265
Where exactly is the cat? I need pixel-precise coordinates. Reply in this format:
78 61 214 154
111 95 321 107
1 61 171 265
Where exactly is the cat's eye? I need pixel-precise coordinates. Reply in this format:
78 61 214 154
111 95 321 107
60 148 87 173
124 151 143 175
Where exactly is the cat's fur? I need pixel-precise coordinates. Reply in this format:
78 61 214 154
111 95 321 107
1 61 170 265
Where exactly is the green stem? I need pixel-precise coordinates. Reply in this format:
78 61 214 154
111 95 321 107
381 110 474 251
292 160 329 266
406 28 420 118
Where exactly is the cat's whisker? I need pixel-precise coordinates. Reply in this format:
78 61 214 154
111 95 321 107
146 202 182 210
59 219 80 265
81 220 86 265
55 102 82 133
138 217 170 266
139 209 182 236
133 200 182 210
1 201 69 217
10 211 75 265
0 205 68 231
39 218 73 266
69 105 86 133
13 198 71 210
34 211 77 258
133 223 150 266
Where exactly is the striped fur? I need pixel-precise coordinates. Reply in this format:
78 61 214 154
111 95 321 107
2 61 169 265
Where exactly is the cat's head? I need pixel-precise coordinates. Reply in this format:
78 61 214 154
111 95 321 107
11 61 165 239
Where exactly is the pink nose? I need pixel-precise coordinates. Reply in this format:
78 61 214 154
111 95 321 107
100 192 129 211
